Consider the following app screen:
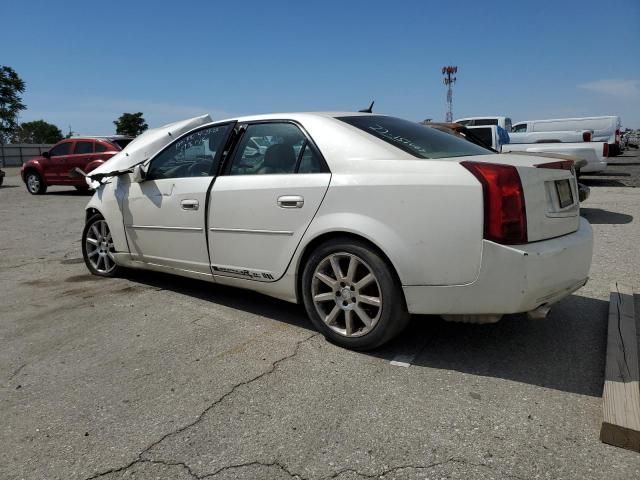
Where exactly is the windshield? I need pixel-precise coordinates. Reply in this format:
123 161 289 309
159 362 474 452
336 115 492 159
113 139 133 150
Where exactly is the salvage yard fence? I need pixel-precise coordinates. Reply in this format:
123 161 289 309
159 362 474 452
0 144 54 167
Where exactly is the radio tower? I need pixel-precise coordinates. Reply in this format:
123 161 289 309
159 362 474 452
442 65 458 122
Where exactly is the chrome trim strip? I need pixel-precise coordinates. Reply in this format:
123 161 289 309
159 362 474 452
210 227 294 236
127 225 203 232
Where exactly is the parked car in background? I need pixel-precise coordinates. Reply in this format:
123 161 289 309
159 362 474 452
509 129 592 144
20 136 132 194
454 116 513 132
79 113 592 350
466 125 608 173
512 116 622 155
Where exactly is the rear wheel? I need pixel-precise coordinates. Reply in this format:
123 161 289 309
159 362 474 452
82 214 120 277
25 171 47 194
302 238 410 350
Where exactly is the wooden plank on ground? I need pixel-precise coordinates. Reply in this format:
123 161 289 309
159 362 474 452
600 283 640 452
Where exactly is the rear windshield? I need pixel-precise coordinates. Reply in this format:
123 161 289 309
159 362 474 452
467 127 493 149
112 139 133 150
336 115 491 159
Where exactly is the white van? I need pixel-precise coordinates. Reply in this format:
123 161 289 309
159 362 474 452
512 116 621 155
454 116 513 132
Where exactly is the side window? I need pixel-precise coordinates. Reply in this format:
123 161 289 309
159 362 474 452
513 123 527 133
95 143 108 153
229 123 320 175
298 143 322 173
147 124 231 180
474 119 498 126
74 141 94 154
49 142 72 157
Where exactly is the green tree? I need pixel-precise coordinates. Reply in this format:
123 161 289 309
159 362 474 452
113 112 148 137
0 66 26 143
13 120 63 144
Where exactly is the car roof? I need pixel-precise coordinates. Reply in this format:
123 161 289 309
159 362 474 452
69 135 133 141
211 111 383 124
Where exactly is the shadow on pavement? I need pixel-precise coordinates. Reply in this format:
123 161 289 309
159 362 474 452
579 178 627 187
581 208 633 224
125 269 313 332
46 189 93 196
124 269 607 398
581 171 631 177
380 293 608 397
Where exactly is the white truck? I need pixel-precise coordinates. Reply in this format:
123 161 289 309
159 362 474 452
455 115 593 144
512 116 621 155
465 125 608 173
508 130 592 144
455 116 513 131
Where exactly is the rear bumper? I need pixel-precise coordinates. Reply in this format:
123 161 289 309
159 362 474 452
403 217 593 315
580 159 607 173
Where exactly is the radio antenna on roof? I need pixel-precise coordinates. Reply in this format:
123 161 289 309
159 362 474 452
358 101 374 113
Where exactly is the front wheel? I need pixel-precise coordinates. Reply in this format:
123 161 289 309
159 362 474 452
82 214 120 277
25 171 47 194
302 238 410 350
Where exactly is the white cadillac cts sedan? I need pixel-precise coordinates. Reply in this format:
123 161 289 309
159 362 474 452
81 113 593 350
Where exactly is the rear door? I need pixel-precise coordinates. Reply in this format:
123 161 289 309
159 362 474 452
122 123 233 275
66 140 95 179
208 121 330 281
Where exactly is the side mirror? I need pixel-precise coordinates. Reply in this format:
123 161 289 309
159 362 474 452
42 151 50 159
132 164 148 183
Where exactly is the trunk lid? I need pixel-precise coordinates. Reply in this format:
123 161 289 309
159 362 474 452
461 153 580 242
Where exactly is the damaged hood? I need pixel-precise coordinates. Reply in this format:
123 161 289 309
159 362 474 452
87 114 213 179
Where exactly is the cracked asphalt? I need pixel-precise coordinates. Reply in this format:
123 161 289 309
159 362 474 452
1 154 640 480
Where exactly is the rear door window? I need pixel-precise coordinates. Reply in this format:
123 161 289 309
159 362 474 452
337 115 491 159
228 122 323 175
473 119 498 126
74 141 94 154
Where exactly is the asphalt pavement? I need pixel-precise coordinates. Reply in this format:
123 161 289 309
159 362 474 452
1 153 639 479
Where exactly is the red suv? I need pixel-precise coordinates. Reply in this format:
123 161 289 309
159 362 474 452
21 136 132 194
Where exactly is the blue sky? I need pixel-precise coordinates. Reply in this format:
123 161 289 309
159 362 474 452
2 0 639 134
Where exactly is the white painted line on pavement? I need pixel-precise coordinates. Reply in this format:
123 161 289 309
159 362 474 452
390 352 417 367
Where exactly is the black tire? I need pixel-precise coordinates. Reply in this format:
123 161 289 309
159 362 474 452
301 238 410 350
25 171 47 195
82 214 121 277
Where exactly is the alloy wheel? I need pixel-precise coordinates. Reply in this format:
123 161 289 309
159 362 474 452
311 252 382 337
84 219 116 274
27 174 40 193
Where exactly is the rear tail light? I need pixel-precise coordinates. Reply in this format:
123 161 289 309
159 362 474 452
582 131 592 142
603 143 609 157
461 161 528 245
534 160 574 170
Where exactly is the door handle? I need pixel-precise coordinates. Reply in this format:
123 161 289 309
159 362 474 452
181 199 199 211
277 195 304 208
